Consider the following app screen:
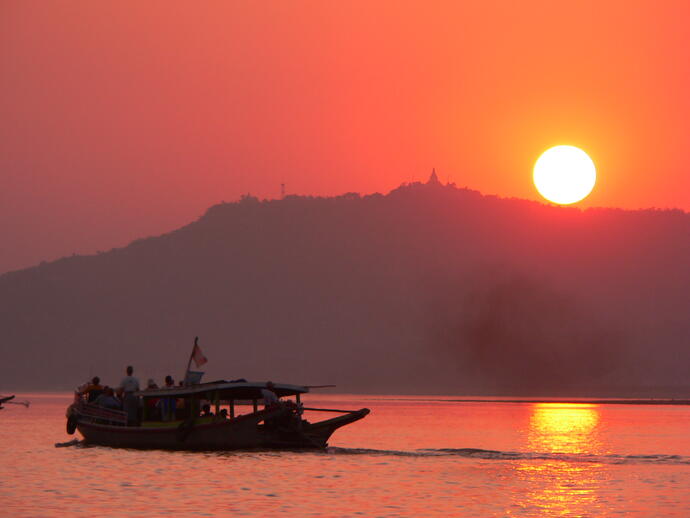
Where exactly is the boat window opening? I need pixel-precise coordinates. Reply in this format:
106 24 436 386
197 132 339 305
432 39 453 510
223 400 257 419
213 391 220 416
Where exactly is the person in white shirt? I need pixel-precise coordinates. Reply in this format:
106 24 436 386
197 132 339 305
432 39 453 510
261 381 279 408
119 365 140 425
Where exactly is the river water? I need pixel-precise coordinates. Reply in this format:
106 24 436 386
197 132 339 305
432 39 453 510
2 393 689 517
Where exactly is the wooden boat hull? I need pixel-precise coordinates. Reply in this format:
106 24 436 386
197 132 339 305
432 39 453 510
75 407 369 450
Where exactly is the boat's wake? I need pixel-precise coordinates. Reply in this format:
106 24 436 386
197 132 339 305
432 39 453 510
326 447 690 465
54 438 81 448
52 440 690 464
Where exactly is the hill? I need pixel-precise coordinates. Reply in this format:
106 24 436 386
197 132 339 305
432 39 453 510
2 179 689 395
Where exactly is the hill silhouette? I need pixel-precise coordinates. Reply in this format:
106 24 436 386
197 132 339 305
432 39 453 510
2 179 689 395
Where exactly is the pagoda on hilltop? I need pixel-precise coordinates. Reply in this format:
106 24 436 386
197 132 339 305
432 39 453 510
427 168 441 185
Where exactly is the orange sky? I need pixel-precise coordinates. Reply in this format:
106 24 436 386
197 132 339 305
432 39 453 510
1 0 689 273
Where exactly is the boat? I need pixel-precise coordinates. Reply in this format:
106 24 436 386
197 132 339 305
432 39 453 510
0 395 15 409
65 380 369 450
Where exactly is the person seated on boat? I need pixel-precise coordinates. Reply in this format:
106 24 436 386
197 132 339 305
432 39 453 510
94 387 121 410
118 365 140 426
261 381 280 409
218 408 228 419
144 379 160 419
79 376 104 403
200 403 213 418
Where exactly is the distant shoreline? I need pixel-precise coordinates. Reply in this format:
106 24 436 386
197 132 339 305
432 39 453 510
6 393 690 406
376 398 690 406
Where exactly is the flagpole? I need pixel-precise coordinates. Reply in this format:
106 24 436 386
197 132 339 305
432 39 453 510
183 336 198 386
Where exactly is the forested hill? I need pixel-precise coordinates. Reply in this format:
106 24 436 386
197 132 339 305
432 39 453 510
2 180 689 395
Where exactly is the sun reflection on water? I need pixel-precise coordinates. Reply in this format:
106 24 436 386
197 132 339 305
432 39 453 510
511 403 606 516
529 403 602 454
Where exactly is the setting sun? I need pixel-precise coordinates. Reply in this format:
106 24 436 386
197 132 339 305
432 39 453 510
533 146 597 205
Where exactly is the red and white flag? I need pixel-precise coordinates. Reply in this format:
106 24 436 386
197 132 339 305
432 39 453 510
192 343 208 367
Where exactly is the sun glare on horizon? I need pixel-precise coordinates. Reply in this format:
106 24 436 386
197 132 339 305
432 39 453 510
533 146 596 204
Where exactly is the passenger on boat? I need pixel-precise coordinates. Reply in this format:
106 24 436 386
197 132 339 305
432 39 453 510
158 375 176 421
261 381 279 408
200 404 213 417
80 376 104 403
94 387 121 410
118 365 140 426
175 380 186 419
145 379 160 419
218 409 228 419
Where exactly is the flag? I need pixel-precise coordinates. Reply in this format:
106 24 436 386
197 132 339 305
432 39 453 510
192 343 208 367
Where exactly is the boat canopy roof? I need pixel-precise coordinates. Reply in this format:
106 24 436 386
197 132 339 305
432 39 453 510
135 381 309 400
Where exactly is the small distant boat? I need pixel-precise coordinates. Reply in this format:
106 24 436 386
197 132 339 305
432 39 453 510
1 395 30 409
65 380 369 450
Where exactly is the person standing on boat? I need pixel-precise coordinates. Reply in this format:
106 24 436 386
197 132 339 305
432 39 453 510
157 375 176 421
118 365 140 426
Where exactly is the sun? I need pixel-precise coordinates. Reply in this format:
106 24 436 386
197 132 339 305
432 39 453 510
533 145 596 204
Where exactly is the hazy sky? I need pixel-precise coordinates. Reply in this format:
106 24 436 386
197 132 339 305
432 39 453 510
2 0 689 274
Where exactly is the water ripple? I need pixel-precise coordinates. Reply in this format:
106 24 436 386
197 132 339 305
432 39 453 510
327 447 690 465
